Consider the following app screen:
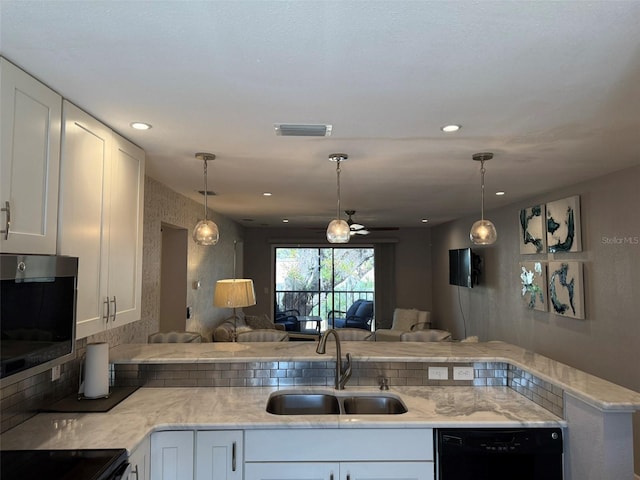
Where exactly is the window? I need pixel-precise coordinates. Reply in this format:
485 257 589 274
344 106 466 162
275 247 374 326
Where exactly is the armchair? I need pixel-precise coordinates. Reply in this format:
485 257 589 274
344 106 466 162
375 308 431 341
328 299 374 330
274 304 301 332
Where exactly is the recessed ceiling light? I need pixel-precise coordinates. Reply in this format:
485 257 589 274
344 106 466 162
440 124 461 133
421 219 429 223
282 219 289 223
263 192 272 197
130 122 152 130
495 191 506 196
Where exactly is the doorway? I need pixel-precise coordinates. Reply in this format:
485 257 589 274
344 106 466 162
160 223 188 332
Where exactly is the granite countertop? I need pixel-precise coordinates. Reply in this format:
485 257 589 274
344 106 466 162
0 384 563 452
109 340 640 412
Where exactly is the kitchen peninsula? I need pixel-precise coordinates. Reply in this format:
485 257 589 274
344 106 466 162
2 341 639 480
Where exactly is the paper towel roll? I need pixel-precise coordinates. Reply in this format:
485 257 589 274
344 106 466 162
83 342 109 399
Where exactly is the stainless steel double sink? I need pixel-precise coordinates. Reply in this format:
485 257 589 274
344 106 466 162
266 390 408 415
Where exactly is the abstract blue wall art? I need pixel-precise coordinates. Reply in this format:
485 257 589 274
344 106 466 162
519 261 547 311
546 195 582 253
519 204 546 254
549 261 585 319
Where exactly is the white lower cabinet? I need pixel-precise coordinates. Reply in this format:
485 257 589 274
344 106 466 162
195 431 243 480
151 431 194 480
129 436 151 480
244 461 431 480
150 430 242 480
244 429 434 480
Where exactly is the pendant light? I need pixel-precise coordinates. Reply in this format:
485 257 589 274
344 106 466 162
326 153 351 243
469 152 497 245
192 152 220 246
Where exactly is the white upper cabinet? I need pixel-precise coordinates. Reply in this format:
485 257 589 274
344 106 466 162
0 58 62 254
58 101 144 338
108 131 145 329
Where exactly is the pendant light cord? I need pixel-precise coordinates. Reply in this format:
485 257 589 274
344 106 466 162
335 159 342 219
203 159 209 219
480 160 486 221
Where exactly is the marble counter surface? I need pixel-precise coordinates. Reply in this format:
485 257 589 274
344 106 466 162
109 340 640 412
0 385 563 452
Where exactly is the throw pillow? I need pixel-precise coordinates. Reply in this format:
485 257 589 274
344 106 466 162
392 308 419 330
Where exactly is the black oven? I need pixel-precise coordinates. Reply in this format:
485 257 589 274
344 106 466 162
1 254 78 386
436 428 563 480
0 449 130 480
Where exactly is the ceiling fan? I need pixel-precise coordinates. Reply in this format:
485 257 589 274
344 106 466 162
345 210 370 236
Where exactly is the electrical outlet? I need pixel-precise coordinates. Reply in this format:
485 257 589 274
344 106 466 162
453 366 474 381
51 365 61 381
428 366 449 380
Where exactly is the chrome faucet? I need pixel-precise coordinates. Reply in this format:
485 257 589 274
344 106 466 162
316 329 352 390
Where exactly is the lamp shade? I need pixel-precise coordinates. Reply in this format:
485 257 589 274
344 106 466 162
214 279 256 308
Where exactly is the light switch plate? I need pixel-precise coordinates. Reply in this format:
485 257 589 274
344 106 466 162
453 366 474 380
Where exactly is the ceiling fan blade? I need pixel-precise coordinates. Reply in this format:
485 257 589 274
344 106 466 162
350 223 365 230
355 229 370 235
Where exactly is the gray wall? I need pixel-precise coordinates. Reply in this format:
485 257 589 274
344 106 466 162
141 176 245 341
243 227 433 327
431 165 640 473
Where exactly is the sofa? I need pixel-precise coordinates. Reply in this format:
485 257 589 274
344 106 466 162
374 308 431 341
213 313 285 342
148 331 203 343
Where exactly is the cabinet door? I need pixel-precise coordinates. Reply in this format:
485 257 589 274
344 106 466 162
151 431 194 480
195 431 242 480
244 462 339 480
108 132 144 328
0 58 61 254
129 436 151 480
58 100 111 338
340 462 434 480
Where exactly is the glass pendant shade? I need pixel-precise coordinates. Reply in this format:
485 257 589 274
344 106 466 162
470 152 497 246
327 219 351 243
193 152 219 246
193 219 220 246
326 153 350 244
470 219 498 245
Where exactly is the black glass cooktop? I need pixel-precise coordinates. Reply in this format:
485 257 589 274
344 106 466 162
0 448 127 480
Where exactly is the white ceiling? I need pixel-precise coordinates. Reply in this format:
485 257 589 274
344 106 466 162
2 1 639 231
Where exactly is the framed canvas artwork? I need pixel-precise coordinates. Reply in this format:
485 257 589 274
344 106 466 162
519 204 546 254
548 261 585 319
519 261 547 311
546 195 582 253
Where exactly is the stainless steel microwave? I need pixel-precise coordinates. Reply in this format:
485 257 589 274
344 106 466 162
0 254 78 387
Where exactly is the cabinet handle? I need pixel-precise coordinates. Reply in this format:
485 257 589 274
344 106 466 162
1 201 10 240
103 297 110 322
346 475 350 480
110 296 117 322
330 474 333 480
131 464 139 480
232 441 236 472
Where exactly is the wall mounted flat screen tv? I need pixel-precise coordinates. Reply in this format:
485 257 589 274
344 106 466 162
449 248 481 288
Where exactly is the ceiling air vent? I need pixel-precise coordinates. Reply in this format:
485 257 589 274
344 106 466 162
274 124 332 137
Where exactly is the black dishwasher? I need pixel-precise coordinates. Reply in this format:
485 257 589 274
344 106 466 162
436 428 563 480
